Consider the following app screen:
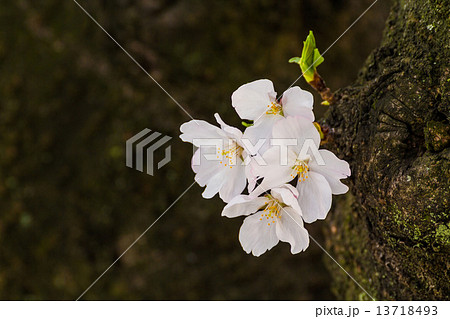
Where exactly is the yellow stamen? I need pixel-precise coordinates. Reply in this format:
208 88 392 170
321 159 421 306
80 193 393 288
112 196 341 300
290 158 310 182
217 141 244 168
259 195 285 226
266 102 283 115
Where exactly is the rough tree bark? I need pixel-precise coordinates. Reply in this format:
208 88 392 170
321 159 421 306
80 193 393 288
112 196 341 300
323 0 449 300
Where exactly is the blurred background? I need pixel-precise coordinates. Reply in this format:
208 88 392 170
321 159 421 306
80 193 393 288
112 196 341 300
0 0 390 300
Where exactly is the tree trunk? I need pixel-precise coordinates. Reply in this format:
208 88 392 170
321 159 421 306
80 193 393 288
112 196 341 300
323 0 449 300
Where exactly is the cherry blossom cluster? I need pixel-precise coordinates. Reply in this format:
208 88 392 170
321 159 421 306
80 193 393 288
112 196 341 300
180 79 350 256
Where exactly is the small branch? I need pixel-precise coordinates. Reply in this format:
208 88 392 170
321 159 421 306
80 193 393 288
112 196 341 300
308 71 336 105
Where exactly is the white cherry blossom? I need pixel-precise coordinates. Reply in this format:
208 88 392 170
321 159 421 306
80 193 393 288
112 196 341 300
180 113 248 203
232 79 315 155
222 184 309 256
251 116 351 223
178 77 351 257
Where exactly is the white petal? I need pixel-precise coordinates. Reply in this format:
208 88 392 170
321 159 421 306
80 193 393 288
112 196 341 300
250 147 297 197
219 163 247 203
310 149 351 195
242 114 281 156
245 159 260 193
201 169 226 199
222 195 268 218
270 185 302 215
281 87 315 121
194 157 246 202
296 171 332 223
192 148 219 186
239 212 279 257
231 79 276 120
214 113 243 141
180 120 224 146
276 207 310 254
272 116 320 155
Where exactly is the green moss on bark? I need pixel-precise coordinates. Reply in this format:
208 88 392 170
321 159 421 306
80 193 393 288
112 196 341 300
324 0 450 300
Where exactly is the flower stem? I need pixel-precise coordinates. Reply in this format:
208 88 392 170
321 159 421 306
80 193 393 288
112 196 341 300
308 71 335 105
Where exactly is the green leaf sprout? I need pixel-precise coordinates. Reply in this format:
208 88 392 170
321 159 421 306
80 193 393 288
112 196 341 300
289 31 324 83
